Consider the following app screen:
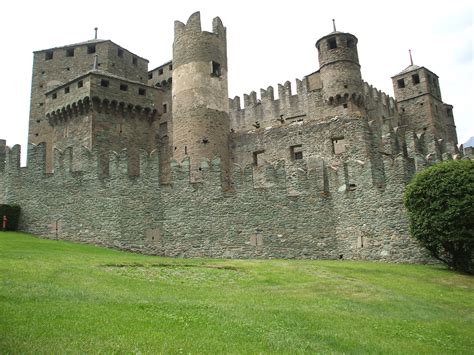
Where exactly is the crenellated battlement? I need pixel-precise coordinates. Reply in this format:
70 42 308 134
174 11 226 39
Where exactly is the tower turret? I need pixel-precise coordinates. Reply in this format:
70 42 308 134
171 12 230 178
316 30 364 106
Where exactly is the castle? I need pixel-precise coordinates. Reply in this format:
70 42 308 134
0 12 462 261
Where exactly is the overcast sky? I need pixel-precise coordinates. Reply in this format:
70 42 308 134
0 0 472 156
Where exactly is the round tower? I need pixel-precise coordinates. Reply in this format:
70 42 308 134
316 30 364 106
171 12 230 177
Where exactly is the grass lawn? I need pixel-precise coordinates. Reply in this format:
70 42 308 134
0 232 473 354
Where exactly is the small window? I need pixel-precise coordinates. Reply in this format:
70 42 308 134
291 145 303 160
169 64 173 70
117 48 124 58
39 103 44 106
328 37 337 49
138 88 146 96
211 61 221 76
66 48 75 57
64 86 70 94
412 74 420 85
45 51 53 60
346 38 354 48
343 103 348 108
52 93 57 100
163 103 167 113
253 150 265 166
100 79 109 87
447 108 453 117
158 68 164 75
148 72 153 79
36 119 41 123
397 78 405 88
132 57 138 65
87 45 96 54
77 80 83 88
120 83 128 91
433 77 438 88
332 137 346 154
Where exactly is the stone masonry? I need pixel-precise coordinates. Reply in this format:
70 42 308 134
0 12 464 262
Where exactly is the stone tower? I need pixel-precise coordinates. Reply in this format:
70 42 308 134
316 29 364 107
171 12 230 178
391 65 457 154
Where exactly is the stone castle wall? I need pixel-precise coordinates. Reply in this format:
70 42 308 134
0 123 433 262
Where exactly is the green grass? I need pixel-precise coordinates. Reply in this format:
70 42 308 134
0 232 473 354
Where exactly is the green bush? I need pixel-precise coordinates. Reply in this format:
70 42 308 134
404 159 474 274
0 204 21 231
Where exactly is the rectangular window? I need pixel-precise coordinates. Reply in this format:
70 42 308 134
397 78 405 88
148 72 153 79
45 51 53 60
64 86 70 94
328 37 337 49
52 93 57 100
117 48 124 58
412 74 420 84
169 64 173 70
138 88 146 96
332 137 346 154
253 150 265 166
158 68 164 75
120 83 128 91
77 80 83 88
290 145 303 160
87 45 96 54
66 48 75 57
132 56 138 65
211 61 221 76
163 103 167 113
100 79 109 87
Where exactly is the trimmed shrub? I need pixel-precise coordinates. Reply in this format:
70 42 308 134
404 160 474 274
0 204 21 231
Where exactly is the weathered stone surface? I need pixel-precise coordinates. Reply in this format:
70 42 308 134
0 11 463 263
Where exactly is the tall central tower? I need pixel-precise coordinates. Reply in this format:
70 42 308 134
171 12 230 178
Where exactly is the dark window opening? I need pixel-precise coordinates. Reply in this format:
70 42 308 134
420 102 424 106
148 72 153 79
64 86 70 94
401 108 405 112
41 71 45 75
169 64 173 70
158 68 163 75
45 51 53 60
348 183 356 191
132 56 138 65
343 103 348 108
100 79 109 87
412 74 420 84
36 119 41 123
211 61 221 76
328 37 337 49
39 84 43 88
66 48 75 57
202 138 209 144
77 80 83 88
397 78 405 88
52 93 57 100
87 45 96 54
253 150 265 166
39 103 44 106
35 133 39 137
120 84 128 91
163 103 167 113
66 67 70 71
138 88 146 96
339 254 343 259
291 145 303 160
346 38 354 48
117 48 124 58
447 108 453 117
344 84 348 89
184 146 187 155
